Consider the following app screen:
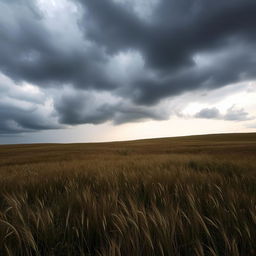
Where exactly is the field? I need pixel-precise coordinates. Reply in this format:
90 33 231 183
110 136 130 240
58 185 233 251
0 133 256 255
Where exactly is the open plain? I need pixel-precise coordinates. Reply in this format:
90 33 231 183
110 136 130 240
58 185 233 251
0 133 256 255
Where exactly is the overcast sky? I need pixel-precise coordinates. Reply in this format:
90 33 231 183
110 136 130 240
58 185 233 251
0 0 256 144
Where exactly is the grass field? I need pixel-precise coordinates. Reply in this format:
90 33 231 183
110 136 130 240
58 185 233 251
0 133 256 255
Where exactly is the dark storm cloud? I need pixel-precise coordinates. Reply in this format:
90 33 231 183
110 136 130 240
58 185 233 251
76 0 256 104
77 0 256 68
0 0 256 133
54 91 115 125
0 0 115 90
0 101 61 134
54 89 168 125
0 74 61 135
112 105 167 125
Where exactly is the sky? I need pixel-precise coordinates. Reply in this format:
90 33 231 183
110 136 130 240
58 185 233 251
0 0 256 144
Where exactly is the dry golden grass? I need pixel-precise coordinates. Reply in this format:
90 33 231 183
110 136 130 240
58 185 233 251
0 133 255 255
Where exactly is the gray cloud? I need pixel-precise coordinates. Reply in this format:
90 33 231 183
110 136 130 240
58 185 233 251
224 106 253 121
0 0 115 90
195 108 221 119
0 100 61 134
54 90 115 125
195 106 254 121
75 0 256 104
54 88 168 125
77 0 256 68
0 0 256 134
0 74 61 135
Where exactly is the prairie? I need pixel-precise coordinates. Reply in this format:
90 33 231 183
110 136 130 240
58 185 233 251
0 133 255 255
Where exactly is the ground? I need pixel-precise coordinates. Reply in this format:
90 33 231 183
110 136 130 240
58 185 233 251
0 133 255 255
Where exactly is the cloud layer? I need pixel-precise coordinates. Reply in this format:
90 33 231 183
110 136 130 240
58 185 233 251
0 0 256 134
195 106 253 121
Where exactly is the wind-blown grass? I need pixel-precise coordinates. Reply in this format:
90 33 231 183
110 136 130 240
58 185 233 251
0 133 255 255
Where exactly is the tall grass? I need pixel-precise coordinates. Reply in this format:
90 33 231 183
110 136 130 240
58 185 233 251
0 134 255 255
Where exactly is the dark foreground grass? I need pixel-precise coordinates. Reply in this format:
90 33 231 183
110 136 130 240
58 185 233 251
0 133 256 255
